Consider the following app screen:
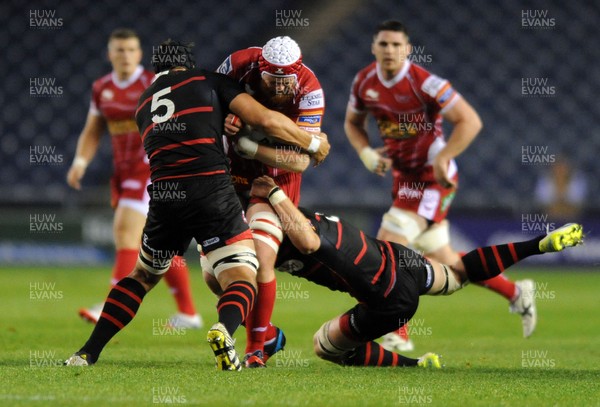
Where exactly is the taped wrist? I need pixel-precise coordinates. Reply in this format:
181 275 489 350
307 136 321 154
268 186 287 206
359 146 380 172
73 156 89 169
235 136 259 159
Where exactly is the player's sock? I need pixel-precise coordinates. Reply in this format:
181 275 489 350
110 249 138 286
217 281 256 336
344 341 418 367
461 236 543 282
476 274 517 300
245 279 276 354
163 257 196 315
80 277 147 362
263 322 278 345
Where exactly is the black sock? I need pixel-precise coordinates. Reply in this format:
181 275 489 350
344 341 418 367
81 277 146 362
217 281 256 336
461 236 544 282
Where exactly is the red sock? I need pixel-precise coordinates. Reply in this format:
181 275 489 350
110 249 138 286
475 274 517 301
245 279 277 354
163 256 196 315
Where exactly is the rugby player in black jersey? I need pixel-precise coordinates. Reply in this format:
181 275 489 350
247 175 583 368
65 40 329 371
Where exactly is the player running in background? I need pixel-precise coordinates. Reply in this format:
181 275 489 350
344 20 536 351
66 28 201 329
249 175 583 367
216 36 327 367
65 40 329 370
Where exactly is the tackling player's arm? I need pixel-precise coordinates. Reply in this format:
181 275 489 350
224 112 310 172
436 98 482 187
250 176 321 254
66 113 106 190
235 136 310 172
229 93 330 166
344 106 391 176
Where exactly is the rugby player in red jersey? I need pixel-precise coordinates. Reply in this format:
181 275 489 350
249 176 582 367
345 21 537 351
216 36 327 367
66 29 201 329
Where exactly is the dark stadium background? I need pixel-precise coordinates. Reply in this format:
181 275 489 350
2 0 598 265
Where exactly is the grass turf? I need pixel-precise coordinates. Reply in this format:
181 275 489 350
1 266 599 406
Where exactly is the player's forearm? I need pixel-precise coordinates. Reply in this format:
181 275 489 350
441 119 481 159
344 120 370 154
441 98 482 159
268 189 320 254
73 129 102 165
261 111 319 151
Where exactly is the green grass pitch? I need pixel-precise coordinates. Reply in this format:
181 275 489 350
1 265 599 406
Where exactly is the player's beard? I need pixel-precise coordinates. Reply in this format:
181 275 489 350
268 92 295 107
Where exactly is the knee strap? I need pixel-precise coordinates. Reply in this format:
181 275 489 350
249 211 284 253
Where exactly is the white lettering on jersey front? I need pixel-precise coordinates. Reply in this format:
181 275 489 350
299 89 324 109
421 74 448 98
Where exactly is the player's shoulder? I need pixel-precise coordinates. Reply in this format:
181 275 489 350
297 64 322 89
354 61 378 81
217 47 261 76
91 72 112 91
409 63 449 97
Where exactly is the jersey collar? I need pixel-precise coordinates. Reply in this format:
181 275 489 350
111 65 144 89
376 60 411 88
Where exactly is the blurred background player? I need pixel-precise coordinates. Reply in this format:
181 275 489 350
344 20 536 351
66 29 201 329
216 36 327 367
534 156 588 220
249 175 583 367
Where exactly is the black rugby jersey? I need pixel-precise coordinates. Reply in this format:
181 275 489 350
275 209 433 303
135 68 243 182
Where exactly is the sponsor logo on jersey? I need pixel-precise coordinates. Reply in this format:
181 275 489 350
231 175 249 185
365 88 379 100
202 237 220 247
299 89 324 109
127 91 141 100
216 56 232 75
437 87 454 104
394 94 411 103
101 89 114 101
424 263 434 289
298 115 321 125
440 191 455 213
421 75 446 97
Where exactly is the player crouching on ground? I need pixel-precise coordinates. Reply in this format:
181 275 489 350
249 176 583 368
